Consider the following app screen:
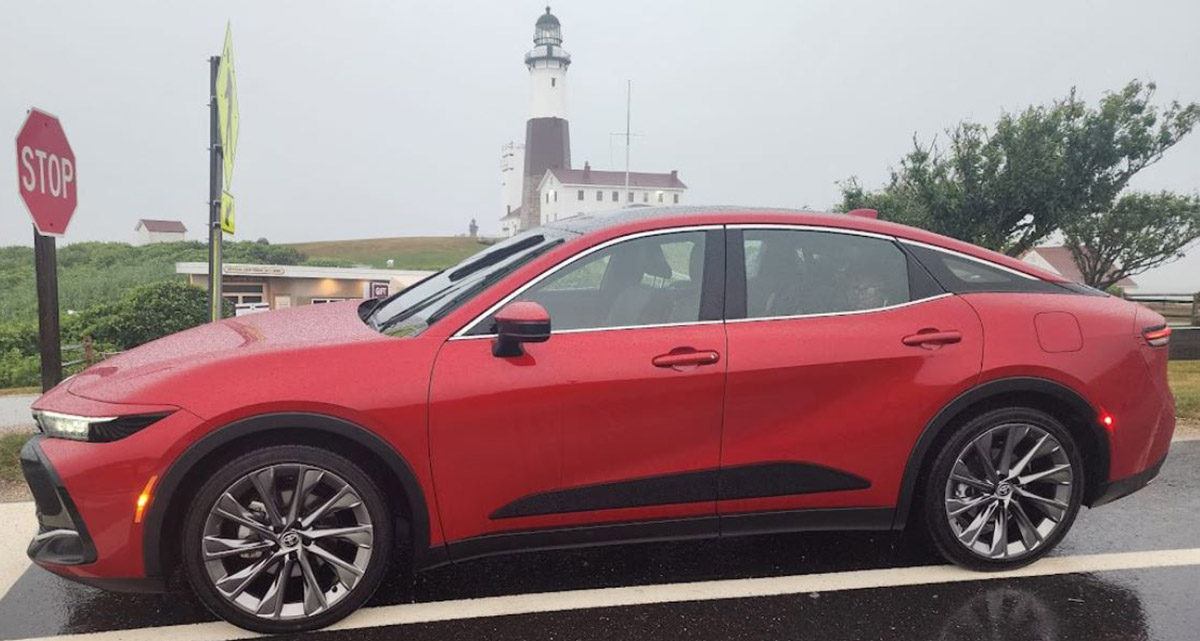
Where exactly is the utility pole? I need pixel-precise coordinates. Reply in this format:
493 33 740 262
207 55 224 321
623 80 631 199
609 80 641 207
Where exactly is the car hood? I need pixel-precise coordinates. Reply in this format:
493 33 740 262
67 300 386 403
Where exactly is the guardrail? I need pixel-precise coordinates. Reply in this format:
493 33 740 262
1125 292 1198 327
61 336 121 370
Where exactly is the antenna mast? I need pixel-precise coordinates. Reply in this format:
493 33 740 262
623 80 631 203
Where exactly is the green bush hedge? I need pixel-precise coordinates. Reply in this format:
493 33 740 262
0 281 230 388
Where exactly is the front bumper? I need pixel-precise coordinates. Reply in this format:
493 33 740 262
20 435 166 593
21 436 97 566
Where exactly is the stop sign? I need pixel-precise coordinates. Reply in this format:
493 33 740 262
16 109 77 237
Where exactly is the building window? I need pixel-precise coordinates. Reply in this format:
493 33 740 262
545 192 550 204
674 193 680 204
628 191 634 202
221 282 267 309
554 190 558 202
551 77 556 87
612 191 619 201
657 191 664 203
577 190 584 200
643 192 649 203
596 191 603 201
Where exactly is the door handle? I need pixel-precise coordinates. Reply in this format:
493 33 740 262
652 349 721 369
902 330 962 348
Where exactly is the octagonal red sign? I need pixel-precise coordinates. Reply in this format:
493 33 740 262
16 108 77 237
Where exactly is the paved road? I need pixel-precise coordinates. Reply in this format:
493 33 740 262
0 395 37 431
0 438 1197 641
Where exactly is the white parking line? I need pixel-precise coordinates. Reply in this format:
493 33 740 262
0 502 36 601
12 546 1200 641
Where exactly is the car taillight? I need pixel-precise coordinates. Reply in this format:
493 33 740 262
1142 325 1171 348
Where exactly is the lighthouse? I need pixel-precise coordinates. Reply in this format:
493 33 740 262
518 7 573 231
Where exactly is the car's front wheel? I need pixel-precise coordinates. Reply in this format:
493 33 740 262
924 407 1084 571
182 445 393 633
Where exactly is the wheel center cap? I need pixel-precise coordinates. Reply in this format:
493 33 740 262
996 483 1013 498
280 531 301 548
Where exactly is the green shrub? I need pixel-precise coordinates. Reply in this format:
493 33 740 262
80 281 218 350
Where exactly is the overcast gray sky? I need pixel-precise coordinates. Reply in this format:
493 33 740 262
3 0 1198 289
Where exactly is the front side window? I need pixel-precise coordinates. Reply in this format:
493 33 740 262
612 191 619 201
596 190 603 201
471 231 707 334
577 189 584 200
743 229 910 318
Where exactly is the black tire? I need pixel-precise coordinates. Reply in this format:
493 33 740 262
181 445 394 633
923 407 1085 571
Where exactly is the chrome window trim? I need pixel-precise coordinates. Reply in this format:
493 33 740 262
899 239 1039 281
451 319 725 341
729 223 895 241
727 292 954 325
451 225 723 339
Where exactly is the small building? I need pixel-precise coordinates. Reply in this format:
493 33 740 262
135 219 187 245
537 163 687 225
177 262 432 313
1020 246 1137 290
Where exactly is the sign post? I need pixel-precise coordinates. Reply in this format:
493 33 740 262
15 108 78 391
207 54 223 321
209 23 239 322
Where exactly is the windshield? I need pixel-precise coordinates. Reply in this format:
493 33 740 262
364 229 569 337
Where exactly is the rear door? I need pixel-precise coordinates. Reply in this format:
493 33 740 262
428 227 729 547
718 226 983 523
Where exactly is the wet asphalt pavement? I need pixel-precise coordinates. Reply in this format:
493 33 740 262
1 439 1198 641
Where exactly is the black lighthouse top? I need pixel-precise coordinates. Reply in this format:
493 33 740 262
534 7 563 46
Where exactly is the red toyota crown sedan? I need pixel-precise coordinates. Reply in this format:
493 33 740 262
23 207 1174 632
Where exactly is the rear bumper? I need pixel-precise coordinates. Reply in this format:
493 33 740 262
1086 453 1166 508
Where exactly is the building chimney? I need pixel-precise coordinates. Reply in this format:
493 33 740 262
670 170 678 183
583 161 591 178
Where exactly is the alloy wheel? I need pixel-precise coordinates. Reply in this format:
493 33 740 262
943 423 1074 560
200 464 374 621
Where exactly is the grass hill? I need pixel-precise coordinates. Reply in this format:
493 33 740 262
285 236 489 270
0 236 485 324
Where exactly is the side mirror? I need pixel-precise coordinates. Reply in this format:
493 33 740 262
492 301 551 357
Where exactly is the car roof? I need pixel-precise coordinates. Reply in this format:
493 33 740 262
543 206 1067 283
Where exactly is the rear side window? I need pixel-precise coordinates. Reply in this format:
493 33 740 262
903 243 1064 294
741 229 911 318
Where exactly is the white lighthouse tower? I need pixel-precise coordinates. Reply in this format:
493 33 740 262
526 7 571 118
516 7 573 231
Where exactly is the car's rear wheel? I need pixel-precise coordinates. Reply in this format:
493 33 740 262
924 407 1084 571
182 445 393 633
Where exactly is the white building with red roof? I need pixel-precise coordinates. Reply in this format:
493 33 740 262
536 163 687 224
134 219 187 245
1020 245 1138 290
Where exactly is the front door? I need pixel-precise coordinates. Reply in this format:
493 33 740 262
429 228 728 548
718 227 983 522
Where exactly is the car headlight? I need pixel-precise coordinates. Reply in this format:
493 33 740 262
32 410 171 443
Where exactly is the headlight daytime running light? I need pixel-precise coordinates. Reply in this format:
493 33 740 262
32 410 170 442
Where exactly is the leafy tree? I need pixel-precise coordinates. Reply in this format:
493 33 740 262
841 80 1200 256
1061 191 1200 290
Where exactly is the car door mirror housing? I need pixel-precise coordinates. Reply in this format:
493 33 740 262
492 302 551 357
